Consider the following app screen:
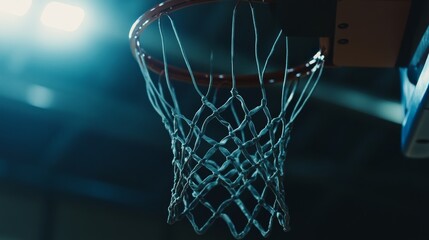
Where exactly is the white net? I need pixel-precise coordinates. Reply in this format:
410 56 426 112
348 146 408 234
132 2 324 239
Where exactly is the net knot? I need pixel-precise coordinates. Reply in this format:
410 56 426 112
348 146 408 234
230 89 239 97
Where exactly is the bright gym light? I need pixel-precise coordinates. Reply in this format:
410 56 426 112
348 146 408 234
0 0 32 16
40 2 85 32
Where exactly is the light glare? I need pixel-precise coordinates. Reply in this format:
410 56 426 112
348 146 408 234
0 0 32 16
41 2 85 32
26 85 54 109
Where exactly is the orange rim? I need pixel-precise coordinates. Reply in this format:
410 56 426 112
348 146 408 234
129 0 327 87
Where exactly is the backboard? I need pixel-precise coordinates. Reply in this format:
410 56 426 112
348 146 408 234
272 0 429 158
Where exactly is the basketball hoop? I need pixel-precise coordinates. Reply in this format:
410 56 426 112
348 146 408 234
130 0 325 238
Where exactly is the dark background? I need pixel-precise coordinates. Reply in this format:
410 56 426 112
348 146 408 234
0 0 428 239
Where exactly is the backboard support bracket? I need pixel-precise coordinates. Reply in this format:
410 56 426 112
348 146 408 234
401 26 429 158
